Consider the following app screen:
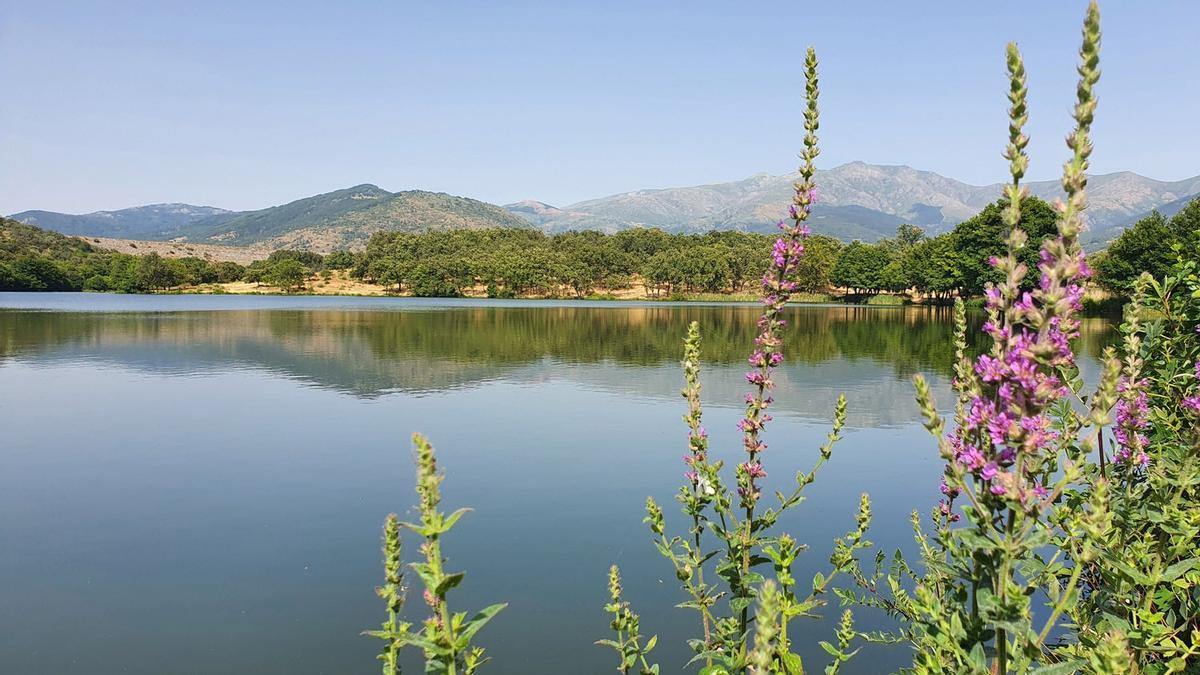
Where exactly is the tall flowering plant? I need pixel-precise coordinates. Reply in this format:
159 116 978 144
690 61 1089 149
839 4 1136 672
365 434 506 675
603 47 876 675
1065 261 1200 671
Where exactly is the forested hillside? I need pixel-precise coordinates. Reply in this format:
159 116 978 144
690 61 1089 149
0 218 247 292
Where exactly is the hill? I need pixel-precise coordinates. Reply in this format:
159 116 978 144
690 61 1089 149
12 163 1197 249
511 162 1200 242
13 186 531 253
9 204 234 240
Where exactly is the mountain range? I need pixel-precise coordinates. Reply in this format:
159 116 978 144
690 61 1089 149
513 162 1200 244
13 185 528 252
11 162 1198 252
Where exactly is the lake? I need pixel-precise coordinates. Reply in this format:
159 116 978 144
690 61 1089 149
0 293 1117 674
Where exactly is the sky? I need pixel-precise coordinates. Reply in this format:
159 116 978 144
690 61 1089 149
1 0 1196 215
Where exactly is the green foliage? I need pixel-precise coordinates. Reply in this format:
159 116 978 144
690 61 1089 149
1095 200 1200 294
263 258 308 290
830 241 893 295
951 197 1058 297
136 253 181 290
905 233 964 300
352 227 840 299
365 434 505 675
324 249 358 270
597 566 660 674
794 235 842 292
0 217 253 293
214 261 246 282
1 217 113 291
1066 262 1200 673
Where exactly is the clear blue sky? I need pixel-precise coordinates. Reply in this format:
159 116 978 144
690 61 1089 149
1 0 1196 214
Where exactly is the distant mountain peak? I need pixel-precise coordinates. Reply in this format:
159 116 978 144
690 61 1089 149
509 161 1200 242
12 162 1198 251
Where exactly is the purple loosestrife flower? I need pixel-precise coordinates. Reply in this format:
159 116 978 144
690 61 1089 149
732 50 822 514
1113 377 1150 465
1184 362 1200 413
742 462 768 479
939 27 1102 510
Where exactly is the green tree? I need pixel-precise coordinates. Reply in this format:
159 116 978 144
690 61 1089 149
830 241 892 295
1166 194 1200 251
265 259 308 290
242 261 267 284
641 250 676 297
267 249 324 270
902 233 962 300
408 256 472 297
889 223 927 251
323 249 357 269
8 256 74 291
952 196 1057 296
793 234 841 292
136 253 180 290
175 256 218 285
1093 211 1176 292
214 261 246 283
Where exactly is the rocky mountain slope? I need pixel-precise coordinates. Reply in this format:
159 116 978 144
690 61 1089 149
12 163 1196 250
191 185 530 250
10 204 234 240
13 186 530 252
514 162 1200 243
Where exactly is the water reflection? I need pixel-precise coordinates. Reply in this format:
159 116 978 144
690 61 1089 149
0 302 1117 428
0 296 1119 674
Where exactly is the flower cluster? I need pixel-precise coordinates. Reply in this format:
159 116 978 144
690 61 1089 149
1112 376 1150 465
1183 361 1200 414
940 4 1105 515
736 72 820 508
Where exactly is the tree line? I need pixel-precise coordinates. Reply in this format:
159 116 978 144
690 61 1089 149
0 218 350 293
5 192 1197 298
347 196 1086 299
1091 196 1200 293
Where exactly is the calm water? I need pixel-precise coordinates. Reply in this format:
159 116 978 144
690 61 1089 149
0 293 1117 674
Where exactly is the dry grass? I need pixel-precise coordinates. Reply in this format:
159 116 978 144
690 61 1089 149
88 237 271 265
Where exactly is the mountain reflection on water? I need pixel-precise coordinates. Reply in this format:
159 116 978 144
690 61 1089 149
0 295 1120 674
0 297 1117 427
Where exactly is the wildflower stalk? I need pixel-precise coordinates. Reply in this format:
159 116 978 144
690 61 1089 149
364 513 410 675
611 44 873 674
747 582 781 674
597 566 660 675
403 433 505 675
885 4 1110 672
732 42 822 639
679 322 718 646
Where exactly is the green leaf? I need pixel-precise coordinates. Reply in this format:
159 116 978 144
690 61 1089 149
1160 557 1198 582
440 507 472 533
435 572 465 596
1029 661 1082 675
457 603 506 643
